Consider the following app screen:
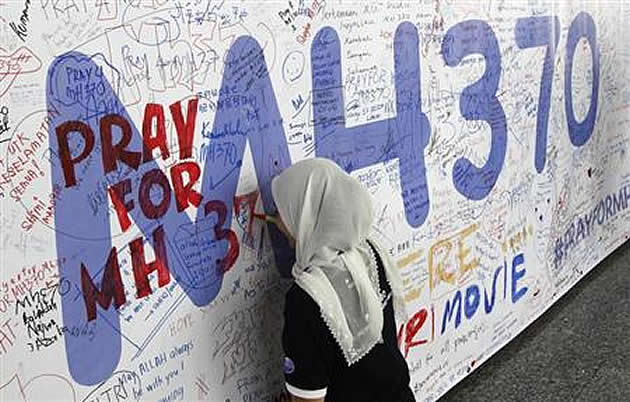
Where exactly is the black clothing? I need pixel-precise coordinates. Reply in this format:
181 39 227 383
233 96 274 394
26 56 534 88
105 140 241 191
282 242 415 402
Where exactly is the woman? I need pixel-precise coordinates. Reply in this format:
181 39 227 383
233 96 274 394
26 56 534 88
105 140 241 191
270 158 415 402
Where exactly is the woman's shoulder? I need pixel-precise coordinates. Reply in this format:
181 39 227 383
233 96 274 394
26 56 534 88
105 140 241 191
285 283 320 313
284 283 328 335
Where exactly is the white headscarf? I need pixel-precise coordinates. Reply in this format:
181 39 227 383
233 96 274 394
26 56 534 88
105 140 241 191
271 158 406 365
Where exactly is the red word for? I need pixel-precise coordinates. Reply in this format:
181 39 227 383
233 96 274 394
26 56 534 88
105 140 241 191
55 99 240 321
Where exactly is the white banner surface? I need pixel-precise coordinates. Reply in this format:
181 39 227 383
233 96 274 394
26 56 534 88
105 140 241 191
1 1 629 401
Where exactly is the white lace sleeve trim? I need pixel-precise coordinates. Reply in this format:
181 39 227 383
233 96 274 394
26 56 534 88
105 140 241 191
286 383 327 399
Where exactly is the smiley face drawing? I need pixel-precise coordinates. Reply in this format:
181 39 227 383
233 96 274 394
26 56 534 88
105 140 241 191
282 50 305 84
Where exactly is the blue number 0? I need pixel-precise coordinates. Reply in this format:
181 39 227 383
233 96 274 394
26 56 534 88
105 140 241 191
565 12 599 147
442 20 507 201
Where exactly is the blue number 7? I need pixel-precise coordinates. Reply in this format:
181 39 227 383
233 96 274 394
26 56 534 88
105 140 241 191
515 16 560 173
442 20 507 201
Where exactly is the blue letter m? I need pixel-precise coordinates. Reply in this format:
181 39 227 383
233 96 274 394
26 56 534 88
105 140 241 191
47 37 292 384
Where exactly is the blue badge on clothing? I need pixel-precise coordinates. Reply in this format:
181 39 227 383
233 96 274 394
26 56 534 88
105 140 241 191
283 357 295 374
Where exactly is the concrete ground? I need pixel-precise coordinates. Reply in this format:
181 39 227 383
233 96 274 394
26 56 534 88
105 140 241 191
439 240 630 402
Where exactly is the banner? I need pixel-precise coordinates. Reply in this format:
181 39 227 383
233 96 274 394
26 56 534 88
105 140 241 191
1 1 629 401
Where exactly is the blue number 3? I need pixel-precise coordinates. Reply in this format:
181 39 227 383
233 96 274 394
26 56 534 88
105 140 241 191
442 20 507 201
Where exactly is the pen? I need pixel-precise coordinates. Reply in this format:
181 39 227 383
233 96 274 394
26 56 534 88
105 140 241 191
252 213 279 225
